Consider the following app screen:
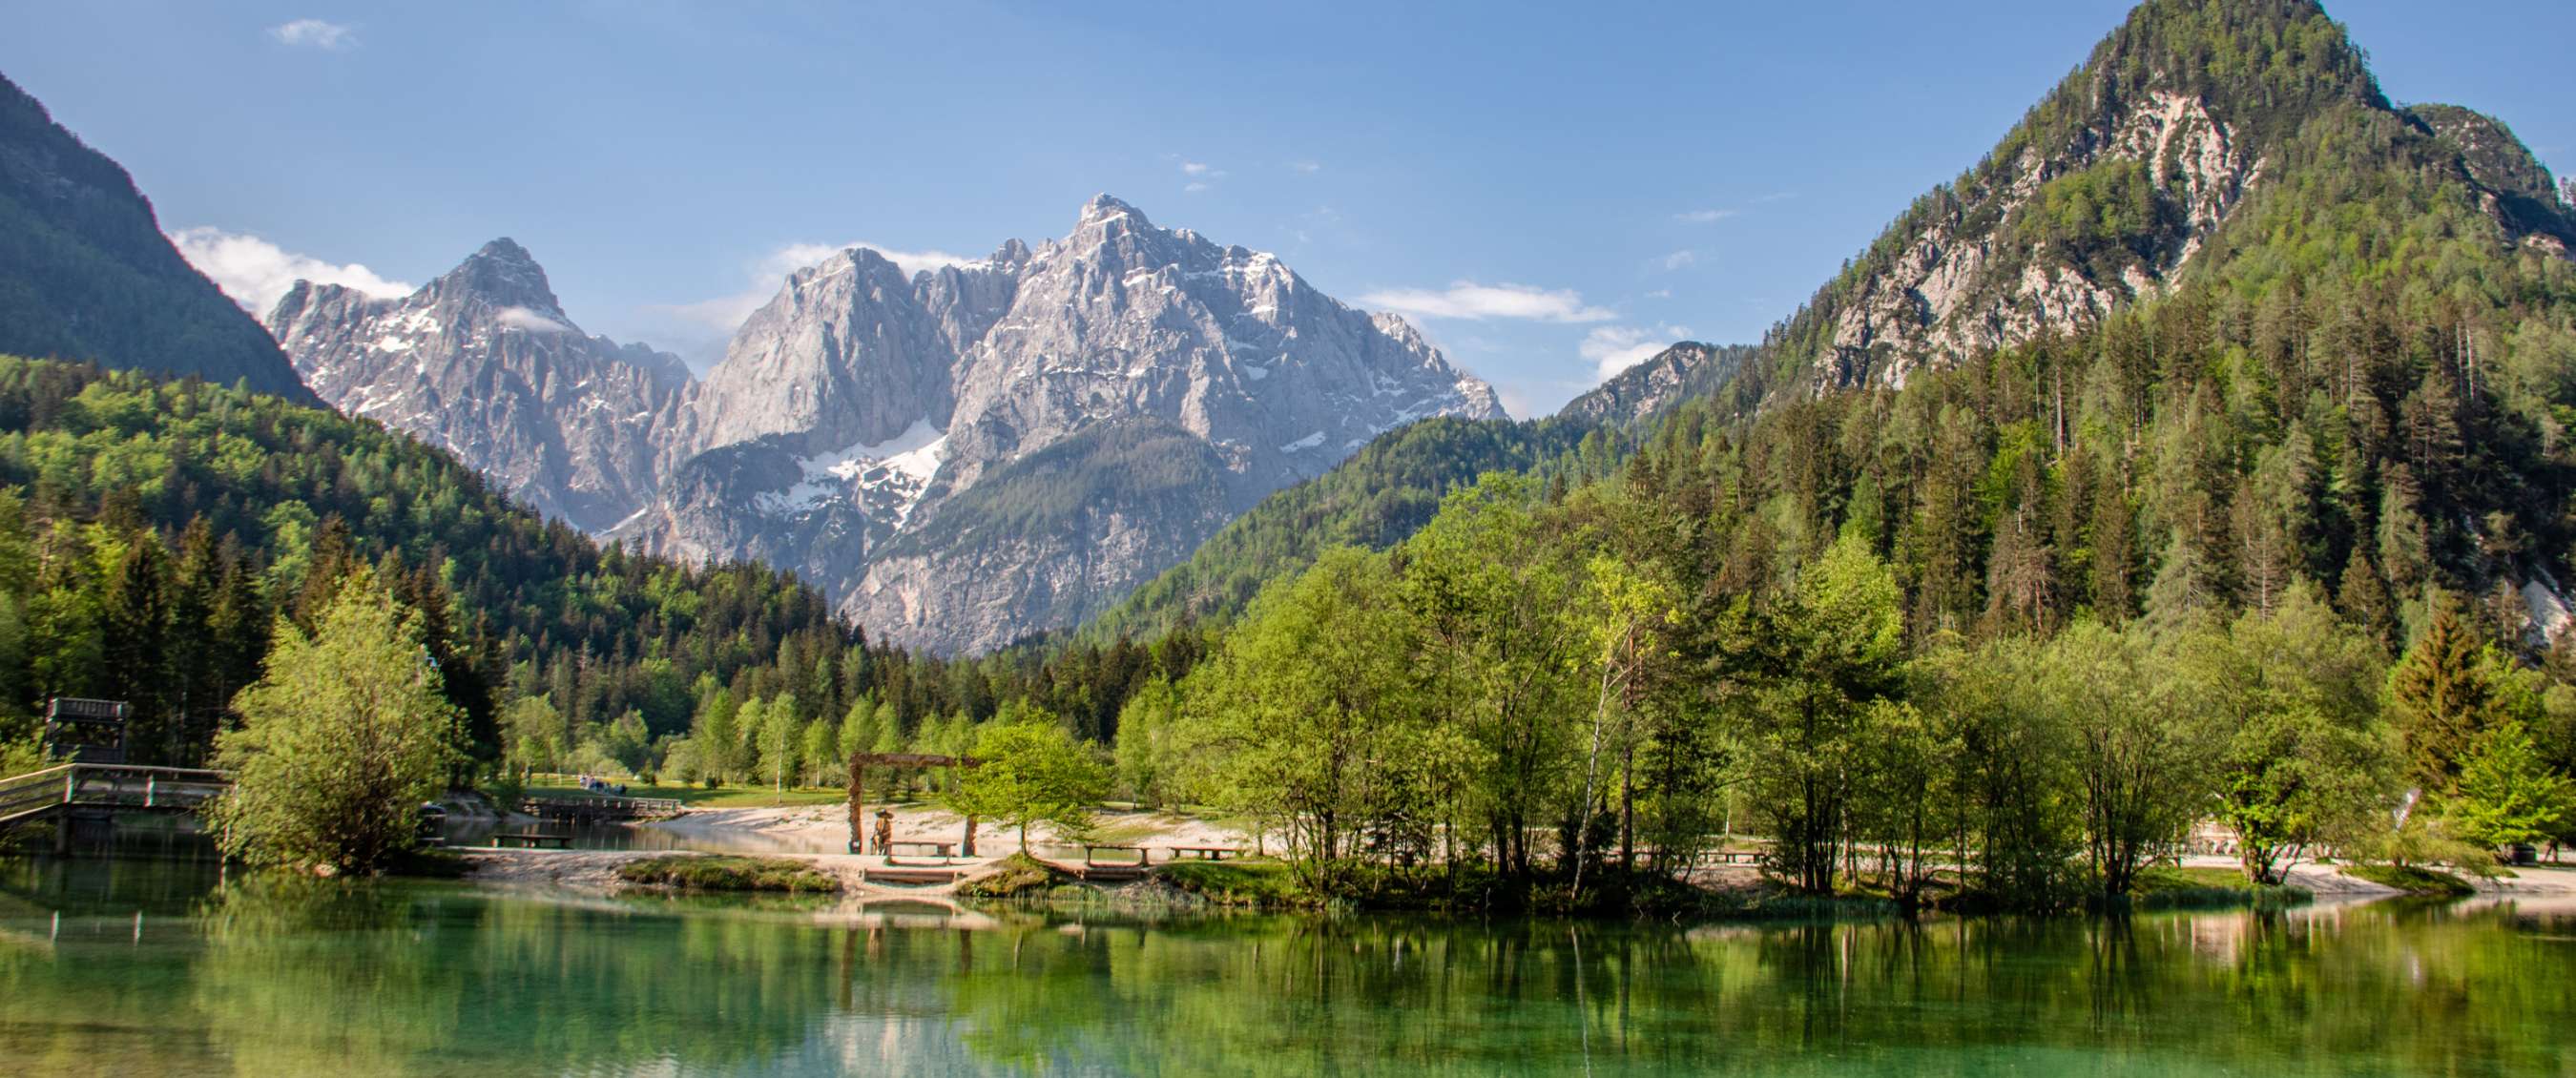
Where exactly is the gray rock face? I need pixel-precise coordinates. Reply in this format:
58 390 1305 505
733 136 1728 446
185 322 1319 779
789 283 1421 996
622 194 1502 653
277 198 1498 653
1559 342 1757 426
1823 89 2261 390
268 239 688 532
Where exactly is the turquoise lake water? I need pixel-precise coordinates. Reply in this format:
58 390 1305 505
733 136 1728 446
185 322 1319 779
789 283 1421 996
4 855 2574 1076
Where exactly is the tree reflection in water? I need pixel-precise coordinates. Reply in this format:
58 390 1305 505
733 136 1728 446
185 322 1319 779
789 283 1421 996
0 860 2572 1076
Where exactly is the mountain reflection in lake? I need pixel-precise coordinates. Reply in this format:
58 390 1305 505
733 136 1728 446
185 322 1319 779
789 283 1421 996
2 857 2573 1077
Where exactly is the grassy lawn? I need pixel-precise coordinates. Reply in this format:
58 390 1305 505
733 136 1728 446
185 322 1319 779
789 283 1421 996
2342 863 2477 896
1157 860 1308 907
954 853 1070 899
613 854 841 893
2130 865 2311 910
523 777 852 809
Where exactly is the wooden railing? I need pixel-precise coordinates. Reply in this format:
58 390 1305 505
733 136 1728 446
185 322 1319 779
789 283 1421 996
0 762 231 834
517 795 684 822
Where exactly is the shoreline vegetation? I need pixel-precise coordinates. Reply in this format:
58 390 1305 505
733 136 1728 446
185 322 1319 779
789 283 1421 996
435 801 2571 922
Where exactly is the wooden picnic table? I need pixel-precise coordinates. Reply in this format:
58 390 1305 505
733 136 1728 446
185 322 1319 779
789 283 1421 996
1082 844 1150 866
490 832 570 849
1166 845 1241 861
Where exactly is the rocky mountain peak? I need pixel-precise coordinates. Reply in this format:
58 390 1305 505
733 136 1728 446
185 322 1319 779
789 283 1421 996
431 236 564 316
1079 192 1141 222
270 240 684 531
1752 0 2397 394
617 193 1501 653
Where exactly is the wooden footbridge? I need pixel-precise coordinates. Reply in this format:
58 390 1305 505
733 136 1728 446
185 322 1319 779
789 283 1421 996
516 795 684 825
0 762 231 851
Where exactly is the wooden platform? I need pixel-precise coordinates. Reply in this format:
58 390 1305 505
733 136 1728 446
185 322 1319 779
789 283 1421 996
858 863 967 885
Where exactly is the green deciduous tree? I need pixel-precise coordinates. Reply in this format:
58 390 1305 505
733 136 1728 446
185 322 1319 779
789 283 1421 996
2447 719 2573 851
1181 548 1425 891
208 569 460 873
1730 535 1906 895
949 718 1110 853
2179 586 2391 884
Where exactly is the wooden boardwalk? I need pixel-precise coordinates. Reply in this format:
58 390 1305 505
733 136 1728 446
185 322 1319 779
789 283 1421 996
517 795 684 825
0 763 231 850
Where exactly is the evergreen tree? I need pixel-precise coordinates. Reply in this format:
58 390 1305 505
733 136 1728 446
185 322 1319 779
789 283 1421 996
2388 599 2495 793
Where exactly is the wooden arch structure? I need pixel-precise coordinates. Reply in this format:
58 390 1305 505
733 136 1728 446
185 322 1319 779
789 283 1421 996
845 752 984 854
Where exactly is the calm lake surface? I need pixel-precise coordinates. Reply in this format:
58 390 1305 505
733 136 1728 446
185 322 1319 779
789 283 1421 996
4 856 2574 1076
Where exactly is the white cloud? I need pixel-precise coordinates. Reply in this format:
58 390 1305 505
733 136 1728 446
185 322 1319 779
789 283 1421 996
1180 161 1216 176
1657 249 1697 271
846 241 979 279
1359 281 1615 323
1183 181 1211 194
1290 159 1322 174
661 239 978 332
269 19 355 50
168 226 413 315
495 306 573 333
1580 323 1690 383
1674 208 1737 223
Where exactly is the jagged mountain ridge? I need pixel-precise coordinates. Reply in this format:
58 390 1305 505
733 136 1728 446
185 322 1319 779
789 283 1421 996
624 195 1504 654
267 238 690 532
277 196 1501 653
0 73 319 404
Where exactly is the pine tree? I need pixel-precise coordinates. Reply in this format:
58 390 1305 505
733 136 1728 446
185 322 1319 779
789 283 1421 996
2388 598 2494 793
99 535 172 763
2335 548 2398 657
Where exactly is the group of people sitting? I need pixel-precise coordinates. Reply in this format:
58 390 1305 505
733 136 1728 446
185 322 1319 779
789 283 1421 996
575 775 629 797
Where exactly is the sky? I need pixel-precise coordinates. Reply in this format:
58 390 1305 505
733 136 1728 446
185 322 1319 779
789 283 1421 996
5 1 2568 419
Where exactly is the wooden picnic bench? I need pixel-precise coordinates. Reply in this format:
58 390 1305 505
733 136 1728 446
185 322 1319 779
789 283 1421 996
1166 845 1241 861
490 831 570 849
1082 844 1150 866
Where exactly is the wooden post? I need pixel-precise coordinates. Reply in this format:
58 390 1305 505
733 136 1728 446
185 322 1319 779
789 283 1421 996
846 754 865 853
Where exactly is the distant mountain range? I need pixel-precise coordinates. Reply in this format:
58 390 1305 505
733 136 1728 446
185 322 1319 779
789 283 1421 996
8 0 2570 660
271 196 1503 653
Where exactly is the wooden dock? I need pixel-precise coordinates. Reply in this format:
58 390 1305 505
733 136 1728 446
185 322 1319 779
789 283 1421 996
517 796 684 825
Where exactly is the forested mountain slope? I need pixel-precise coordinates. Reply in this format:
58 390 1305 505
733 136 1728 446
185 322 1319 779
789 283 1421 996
0 73 318 405
1075 342 1755 643
1085 0 2575 646
1120 0 2576 909
1721 0 2573 409
0 355 1228 773
1505 0 2576 643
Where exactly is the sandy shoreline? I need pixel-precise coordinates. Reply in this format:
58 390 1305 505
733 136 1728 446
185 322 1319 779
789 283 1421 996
461 804 2576 904
461 802 1256 897
643 802 1253 857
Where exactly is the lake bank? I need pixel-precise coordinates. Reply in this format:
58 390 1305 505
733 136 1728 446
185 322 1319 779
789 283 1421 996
457 801 2576 914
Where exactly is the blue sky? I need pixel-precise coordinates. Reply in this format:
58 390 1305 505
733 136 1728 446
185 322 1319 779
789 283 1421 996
5 1 2568 417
